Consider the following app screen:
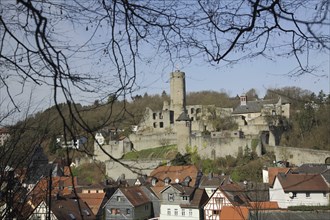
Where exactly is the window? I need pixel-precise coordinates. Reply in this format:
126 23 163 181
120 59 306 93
153 113 157 119
167 208 171 215
159 113 163 119
145 205 149 210
168 193 174 201
306 192 310 198
293 192 297 198
182 209 185 216
191 108 194 114
153 122 157 128
189 209 193 216
117 196 122 202
111 208 120 215
164 177 171 185
323 193 327 198
182 196 188 201
174 209 178 216
126 209 131 215
160 122 164 128
151 178 157 186
213 210 220 215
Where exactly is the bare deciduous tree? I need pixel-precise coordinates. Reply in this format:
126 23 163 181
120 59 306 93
0 1 329 218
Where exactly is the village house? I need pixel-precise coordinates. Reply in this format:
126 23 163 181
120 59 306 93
198 173 232 197
78 183 108 219
26 194 95 220
269 172 329 208
159 184 208 220
203 183 249 220
103 186 154 220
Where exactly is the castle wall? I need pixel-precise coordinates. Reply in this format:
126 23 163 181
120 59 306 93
129 133 177 151
105 159 165 179
136 107 173 134
191 135 262 159
94 141 131 162
264 145 330 166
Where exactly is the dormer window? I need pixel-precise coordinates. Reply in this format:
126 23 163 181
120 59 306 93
151 178 158 186
164 177 171 185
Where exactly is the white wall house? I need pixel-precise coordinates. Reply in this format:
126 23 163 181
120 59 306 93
269 173 329 208
159 184 207 220
203 183 248 220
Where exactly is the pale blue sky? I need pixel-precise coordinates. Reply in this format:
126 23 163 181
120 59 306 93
137 51 329 98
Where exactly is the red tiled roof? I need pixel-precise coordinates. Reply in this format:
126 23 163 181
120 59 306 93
268 167 291 186
29 176 78 206
78 192 106 215
150 186 164 198
149 165 199 187
277 173 329 192
249 201 279 210
220 206 249 220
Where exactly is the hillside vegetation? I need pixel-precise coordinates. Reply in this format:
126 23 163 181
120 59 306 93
9 87 330 158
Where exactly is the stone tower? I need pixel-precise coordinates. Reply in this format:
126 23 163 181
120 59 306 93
170 70 186 122
170 70 191 154
176 112 191 155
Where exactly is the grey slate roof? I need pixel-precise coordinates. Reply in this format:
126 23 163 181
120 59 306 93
294 163 329 174
232 98 279 114
249 210 330 220
198 174 231 188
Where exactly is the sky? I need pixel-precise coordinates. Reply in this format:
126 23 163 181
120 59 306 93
137 51 329 98
1 0 329 126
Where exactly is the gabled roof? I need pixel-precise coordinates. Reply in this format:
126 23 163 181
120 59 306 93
78 192 106 215
238 182 269 202
276 173 329 192
118 186 151 207
219 183 250 206
25 194 95 220
50 194 95 220
198 174 231 188
27 176 78 208
180 188 209 209
149 165 199 187
232 98 280 114
268 167 291 187
160 183 195 196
